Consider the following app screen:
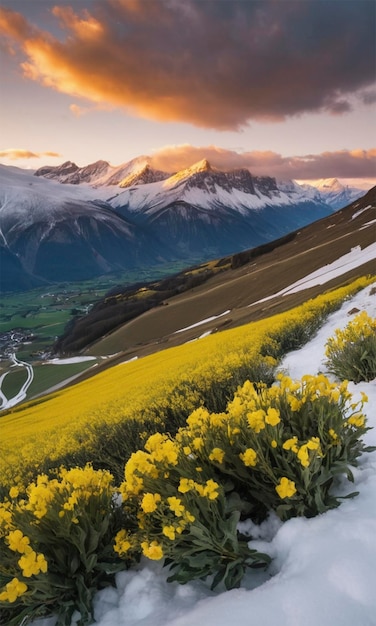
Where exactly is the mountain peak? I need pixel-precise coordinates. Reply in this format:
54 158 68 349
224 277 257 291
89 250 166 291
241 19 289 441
118 164 170 188
165 159 214 188
191 158 212 173
35 160 79 179
310 178 343 191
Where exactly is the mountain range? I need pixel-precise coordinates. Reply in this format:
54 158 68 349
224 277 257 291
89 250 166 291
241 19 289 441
0 157 366 292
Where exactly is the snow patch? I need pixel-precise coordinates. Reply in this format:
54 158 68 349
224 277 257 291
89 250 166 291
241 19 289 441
174 310 231 334
251 243 376 306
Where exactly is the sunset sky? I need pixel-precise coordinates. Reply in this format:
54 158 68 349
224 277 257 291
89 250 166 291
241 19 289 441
0 0 375 186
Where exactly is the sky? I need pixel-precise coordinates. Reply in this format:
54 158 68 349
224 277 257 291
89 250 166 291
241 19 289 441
0 0 375 186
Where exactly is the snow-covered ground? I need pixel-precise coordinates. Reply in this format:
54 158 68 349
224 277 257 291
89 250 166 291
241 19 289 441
252 242 376 305
32 283 376 626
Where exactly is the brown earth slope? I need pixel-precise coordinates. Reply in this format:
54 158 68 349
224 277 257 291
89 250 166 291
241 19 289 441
83 188 375 365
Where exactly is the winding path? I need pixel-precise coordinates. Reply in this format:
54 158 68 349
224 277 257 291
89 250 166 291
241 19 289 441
0 353 34 411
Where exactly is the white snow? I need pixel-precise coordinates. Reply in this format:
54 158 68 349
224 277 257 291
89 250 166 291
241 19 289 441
351 206 372 220
30 284 376 626
359 219 376 231
120 356 139 365
48 357 97 365
251 243 376 306
173 310 231 334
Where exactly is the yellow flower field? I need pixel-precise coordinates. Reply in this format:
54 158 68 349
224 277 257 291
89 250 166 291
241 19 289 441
0 276 373 488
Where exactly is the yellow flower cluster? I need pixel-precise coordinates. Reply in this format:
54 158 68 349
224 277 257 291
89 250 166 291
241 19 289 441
325 311 376 354
169 371 368 518
325 309 376 383
18 551 48 578
4 528 48 580
0 577 28 603
113 529 134 556
140 540 164 560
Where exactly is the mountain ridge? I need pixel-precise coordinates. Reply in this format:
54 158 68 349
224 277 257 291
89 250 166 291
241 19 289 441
34 157 365 209
0 160 368 292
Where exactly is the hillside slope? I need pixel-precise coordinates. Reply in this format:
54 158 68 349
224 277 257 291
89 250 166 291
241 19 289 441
60 187 374 361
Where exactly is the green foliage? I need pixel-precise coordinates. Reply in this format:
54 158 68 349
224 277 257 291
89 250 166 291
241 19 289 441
116 435 270 590
325 311 376 382
0 466 132 626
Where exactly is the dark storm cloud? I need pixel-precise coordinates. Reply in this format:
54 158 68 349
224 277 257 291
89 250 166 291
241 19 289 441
0 0 374 128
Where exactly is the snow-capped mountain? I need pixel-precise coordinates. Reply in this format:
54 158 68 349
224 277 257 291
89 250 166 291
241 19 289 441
0 165 172 292
104 159 332 254
0 158 368 292
300 178 364 210
34 157 170 188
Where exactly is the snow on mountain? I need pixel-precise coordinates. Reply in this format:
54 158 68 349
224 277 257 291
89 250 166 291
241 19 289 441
109 160 330 217
34 156 169 188
0 165 171 290
118 164 170 188
103 160 333 260
301 178 364 210
34 157 365 213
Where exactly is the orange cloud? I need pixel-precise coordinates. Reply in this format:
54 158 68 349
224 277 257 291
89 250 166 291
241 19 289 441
149 145 376 179
0 2 374 129
0 149 60 160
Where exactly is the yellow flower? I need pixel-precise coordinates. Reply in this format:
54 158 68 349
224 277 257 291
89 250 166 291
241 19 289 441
329 389 340 403
141 540 163 560
306 437 321 451
63 492 79 511
297 445 310 468
282 437 299 453
9 487 19 499
183 446 192 455
162 525 176 540
114 529 133 556
6 530 30 554
271 440 278 448
208 448 225 463
178 478 195 494
18 551 48 577
141 492 161 513
275 477 297 499
203 479 220 500
348 413 365 428
288 395 302 412
247 409 266 433
239 448 257 467
265 408 281 426
0 504 12 532
167 496 185 517
192 437 204 451
152 440 179 466
183 510 195 523
328 428 339 442
0 577 28 603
